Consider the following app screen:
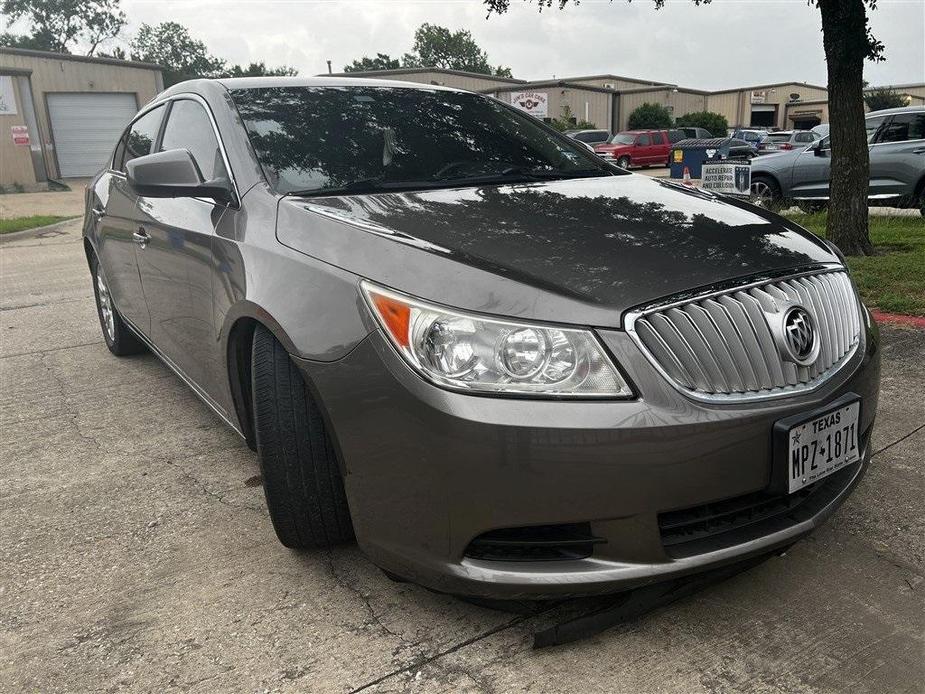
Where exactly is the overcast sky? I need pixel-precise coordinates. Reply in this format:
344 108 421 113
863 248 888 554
9 0 925 89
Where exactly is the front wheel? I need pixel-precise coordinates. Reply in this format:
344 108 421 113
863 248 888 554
750 176 783 212
90 255 145 356
251 325 354 549
616 156 631 169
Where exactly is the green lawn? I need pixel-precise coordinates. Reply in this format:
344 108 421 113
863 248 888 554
786 212 925 316
0 215 76 235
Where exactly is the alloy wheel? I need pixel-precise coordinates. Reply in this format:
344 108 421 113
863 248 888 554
750 180 775 208
96 272 115 342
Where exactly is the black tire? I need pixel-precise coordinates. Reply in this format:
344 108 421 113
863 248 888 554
90 254 146 356
750 175 784 212
251 324 354 549
617 156 631 169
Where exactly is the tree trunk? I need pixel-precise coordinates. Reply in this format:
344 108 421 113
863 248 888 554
818 0 873 256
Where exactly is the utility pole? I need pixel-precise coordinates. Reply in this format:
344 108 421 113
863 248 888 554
326 60 332 74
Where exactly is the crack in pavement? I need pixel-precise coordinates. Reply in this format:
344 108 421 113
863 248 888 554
162 457 264 513
1 340 103 359
871 422 925 458
1 295 92 311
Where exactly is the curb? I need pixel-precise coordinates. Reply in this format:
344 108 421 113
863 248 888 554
871 310 925 329
0 217 80 244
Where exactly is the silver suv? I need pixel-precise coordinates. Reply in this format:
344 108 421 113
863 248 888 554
750 106 925 214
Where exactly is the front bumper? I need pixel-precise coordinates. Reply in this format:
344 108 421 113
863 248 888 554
298 320 880 599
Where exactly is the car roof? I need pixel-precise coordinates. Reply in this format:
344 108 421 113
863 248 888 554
867 104 925 117
179 75 469 93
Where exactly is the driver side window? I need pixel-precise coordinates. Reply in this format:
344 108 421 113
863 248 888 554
159 99 227 181
637 134 651 146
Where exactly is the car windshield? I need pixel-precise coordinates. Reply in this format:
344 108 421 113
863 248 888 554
768 133 792 143
607 133 636 145
230 85 617 195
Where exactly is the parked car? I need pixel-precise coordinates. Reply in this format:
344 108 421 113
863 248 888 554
812 123 830 138
84 77 880 599
750 105 925 214
677 126 714 139
732 128 773 154
765 129 821 151
565 129 611 146
594 129 671 168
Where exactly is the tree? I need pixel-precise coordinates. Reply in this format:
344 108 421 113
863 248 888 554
402 23 512 76
863 87 907 112
0 0 125 55
343 53 401 72
627 102 672 129
484 0 885 256
674 111 729 137
130 22 225 86
548 103 596 132
222 62 298 78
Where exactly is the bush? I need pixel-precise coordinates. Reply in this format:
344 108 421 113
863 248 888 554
674 111 730 137
627 102 673 130
548 103 596 132
864 88 908 112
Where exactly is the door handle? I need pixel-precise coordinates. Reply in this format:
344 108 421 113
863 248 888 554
132 227 150 247
90 205 104 219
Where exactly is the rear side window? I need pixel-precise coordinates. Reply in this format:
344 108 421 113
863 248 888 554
865 115 887 143
159 99 227 180
877 113 925 143
120 104 165 171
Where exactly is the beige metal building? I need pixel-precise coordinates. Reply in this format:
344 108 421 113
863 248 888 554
706 82 830 130
326 67 526 93
0 47 163 189
335 68 843 133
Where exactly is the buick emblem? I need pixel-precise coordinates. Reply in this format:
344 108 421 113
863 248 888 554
781 306 819 366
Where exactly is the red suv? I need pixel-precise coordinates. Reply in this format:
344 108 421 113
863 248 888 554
594 130 671 168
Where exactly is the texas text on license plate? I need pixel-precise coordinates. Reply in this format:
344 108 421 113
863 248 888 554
787 400 861 493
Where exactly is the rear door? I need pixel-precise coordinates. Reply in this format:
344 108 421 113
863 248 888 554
634 132 652 164
868 111 925 199
133 97 232 395
96 103 166 337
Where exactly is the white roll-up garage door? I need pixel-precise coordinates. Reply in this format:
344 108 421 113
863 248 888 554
47 93 139 177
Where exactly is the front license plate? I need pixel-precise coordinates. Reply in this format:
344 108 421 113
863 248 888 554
787 400 861 493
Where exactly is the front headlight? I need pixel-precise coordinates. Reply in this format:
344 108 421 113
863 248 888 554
362 282 632 398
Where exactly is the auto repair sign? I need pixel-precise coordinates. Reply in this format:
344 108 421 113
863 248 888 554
702 162 751 196
510 91 548 118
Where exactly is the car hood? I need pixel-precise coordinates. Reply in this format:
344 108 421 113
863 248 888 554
277 174 837 325
594 143 631 152
751 149 804 170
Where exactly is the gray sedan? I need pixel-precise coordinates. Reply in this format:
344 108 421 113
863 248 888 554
83 76 880 599
750 106 925 214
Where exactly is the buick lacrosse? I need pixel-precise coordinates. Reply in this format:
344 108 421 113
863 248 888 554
84 77 880 598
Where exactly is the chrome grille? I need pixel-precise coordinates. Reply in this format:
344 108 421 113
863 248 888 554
628 270 862 400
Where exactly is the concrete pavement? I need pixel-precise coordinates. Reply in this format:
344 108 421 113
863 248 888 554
1 220 923 693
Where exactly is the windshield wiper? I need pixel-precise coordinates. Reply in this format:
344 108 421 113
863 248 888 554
286 178 443 198
500 166 612 180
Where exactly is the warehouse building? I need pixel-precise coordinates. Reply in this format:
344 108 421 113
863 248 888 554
0 47 163 189
332 67 837 133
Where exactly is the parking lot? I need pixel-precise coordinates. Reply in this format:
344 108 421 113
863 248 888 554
1 219 923 693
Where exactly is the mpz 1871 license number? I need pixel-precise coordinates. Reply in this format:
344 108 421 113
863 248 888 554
787 401 860 493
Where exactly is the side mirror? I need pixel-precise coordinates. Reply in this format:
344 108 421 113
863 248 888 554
126 149 236 205
813 141 829 157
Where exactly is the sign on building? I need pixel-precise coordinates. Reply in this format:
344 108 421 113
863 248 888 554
701 161 751 196
750 90 767 104
510 91 548 118
11 125 30 146
0 76 18 115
